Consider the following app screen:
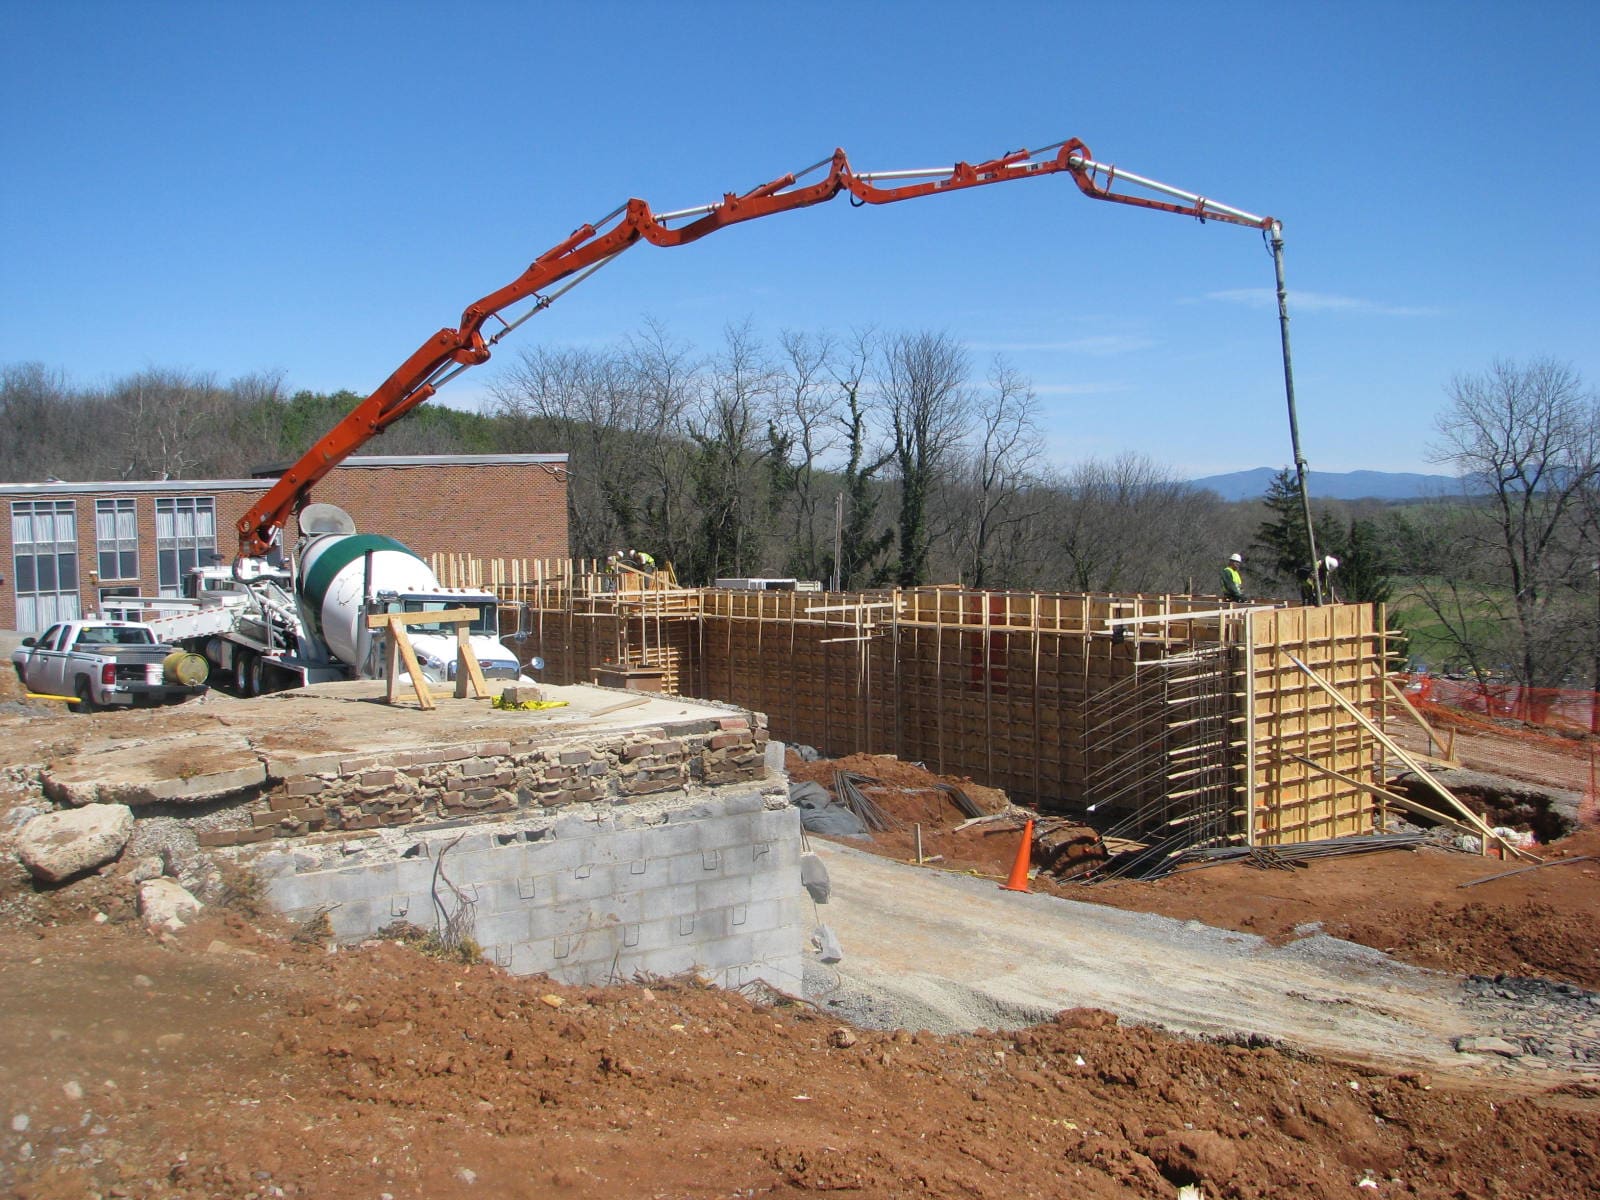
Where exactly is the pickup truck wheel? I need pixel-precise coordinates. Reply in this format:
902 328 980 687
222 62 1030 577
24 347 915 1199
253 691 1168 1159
73 678 96 714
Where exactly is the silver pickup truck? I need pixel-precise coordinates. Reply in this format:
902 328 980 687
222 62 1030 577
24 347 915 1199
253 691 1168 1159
11 620 208 712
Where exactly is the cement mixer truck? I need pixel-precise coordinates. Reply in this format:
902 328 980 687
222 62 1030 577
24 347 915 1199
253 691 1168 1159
140 506 526 696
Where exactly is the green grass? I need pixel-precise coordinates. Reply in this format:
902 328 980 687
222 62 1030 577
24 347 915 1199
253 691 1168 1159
1388 576 1510 673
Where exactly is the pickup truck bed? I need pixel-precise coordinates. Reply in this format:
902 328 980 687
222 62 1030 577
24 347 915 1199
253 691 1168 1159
11 620 207 711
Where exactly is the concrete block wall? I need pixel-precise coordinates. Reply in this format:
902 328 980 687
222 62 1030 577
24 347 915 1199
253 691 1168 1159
260 792 806 994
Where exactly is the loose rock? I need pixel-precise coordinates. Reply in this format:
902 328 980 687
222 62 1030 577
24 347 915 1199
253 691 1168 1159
16 804 135 883
138 878 202 929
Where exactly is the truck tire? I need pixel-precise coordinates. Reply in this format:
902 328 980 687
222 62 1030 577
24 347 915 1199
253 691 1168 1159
248 655 266 697
73 678 96 714
233 652 254 697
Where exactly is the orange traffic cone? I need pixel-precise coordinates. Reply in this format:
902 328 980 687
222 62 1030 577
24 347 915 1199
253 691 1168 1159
1000 818 1034 892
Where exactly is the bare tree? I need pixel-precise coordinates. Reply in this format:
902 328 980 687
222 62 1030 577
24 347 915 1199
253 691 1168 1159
623 320 699 566
1051 454 1223 594
489 345 656 558
945 358 1042 587
768 329 841 580
104 368 235 480
828 329 895 589
878 331 971 587
1426 357 1599 685
0 363 83 481
685 321 777 582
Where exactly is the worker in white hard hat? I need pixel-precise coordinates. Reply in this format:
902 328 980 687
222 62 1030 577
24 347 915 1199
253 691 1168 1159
1298 554 1341 606
1221 553 1245 602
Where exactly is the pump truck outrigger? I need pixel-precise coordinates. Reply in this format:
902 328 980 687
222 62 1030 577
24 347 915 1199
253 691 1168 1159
235 137 1322 596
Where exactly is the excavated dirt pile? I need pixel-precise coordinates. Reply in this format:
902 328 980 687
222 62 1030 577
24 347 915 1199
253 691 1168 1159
787 752 1105 880
3 913 1598 1200
4 691 1600 1195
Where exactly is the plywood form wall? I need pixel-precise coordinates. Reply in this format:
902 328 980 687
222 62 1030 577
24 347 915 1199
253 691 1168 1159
490 560 1387 846
1244 604 1386 844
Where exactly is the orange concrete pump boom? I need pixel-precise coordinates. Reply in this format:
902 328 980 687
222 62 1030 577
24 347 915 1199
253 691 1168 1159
237 139 1282 558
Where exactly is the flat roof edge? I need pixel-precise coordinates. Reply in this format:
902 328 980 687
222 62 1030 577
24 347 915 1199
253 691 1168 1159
0 453 570 494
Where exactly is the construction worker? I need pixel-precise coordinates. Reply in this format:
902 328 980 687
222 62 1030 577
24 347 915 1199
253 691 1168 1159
1221 553 1245 602
633 548 656 575
1298 554 1340 606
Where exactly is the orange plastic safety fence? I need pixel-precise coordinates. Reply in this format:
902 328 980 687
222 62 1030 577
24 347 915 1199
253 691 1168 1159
1401 676 1600 738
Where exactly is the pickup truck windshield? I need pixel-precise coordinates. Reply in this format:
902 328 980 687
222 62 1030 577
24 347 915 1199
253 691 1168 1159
74 626 156 647
393 600 497 637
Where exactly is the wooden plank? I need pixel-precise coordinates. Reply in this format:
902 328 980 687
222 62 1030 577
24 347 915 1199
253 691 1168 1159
388 617 435 710
453 622 489 700
1284 653 1531 860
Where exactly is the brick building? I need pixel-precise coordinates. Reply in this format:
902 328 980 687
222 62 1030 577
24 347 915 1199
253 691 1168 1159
1 454 568 633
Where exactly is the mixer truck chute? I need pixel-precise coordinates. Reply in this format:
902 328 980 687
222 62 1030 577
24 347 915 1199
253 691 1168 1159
233 137 1291 563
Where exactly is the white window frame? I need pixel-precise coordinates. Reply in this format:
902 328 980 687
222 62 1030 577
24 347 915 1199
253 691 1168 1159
95 498 139 581
155 496 217 598
11 500 81 633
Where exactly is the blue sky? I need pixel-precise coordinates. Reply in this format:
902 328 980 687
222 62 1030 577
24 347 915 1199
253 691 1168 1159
2 1 1596 478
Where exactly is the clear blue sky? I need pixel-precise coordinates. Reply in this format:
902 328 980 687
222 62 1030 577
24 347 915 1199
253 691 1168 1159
2 1 1596 478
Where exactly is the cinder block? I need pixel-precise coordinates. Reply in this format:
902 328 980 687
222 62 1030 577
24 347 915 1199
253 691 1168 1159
610 857 656 895
746 924 805 968
471 909 530 949
586 891 643 928
763 740 785 776
640 820 712 861
392 858 439 896
752 808 803 843
640 883 700 921
747 863 803 904
327 899 377 941
695 875 754 913
668 848 727 887
737 896 798 936
699 931 756 967
474 879 529 916
551 862 617 904
527 900 598 942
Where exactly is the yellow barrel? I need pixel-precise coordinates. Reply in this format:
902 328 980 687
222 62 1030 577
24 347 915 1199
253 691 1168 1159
163 650 211 686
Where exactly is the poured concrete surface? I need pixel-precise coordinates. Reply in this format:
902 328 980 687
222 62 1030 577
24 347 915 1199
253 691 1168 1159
20 681 752 806
810 841 1576 1076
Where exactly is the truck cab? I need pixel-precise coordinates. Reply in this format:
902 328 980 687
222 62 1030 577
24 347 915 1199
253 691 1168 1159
374 592 524 683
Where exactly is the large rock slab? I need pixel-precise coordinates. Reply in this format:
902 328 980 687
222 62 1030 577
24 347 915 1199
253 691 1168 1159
16 804 135 883
42 731 266 806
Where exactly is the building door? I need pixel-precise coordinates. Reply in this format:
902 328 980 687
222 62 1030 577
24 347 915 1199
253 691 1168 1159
11 500 80 633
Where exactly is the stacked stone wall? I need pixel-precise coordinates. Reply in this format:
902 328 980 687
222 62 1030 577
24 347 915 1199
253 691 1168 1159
200 714 770 848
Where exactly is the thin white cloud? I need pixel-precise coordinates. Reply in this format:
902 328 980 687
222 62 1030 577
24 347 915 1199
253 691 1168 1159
1201 288 1442 318
965 334 1156 356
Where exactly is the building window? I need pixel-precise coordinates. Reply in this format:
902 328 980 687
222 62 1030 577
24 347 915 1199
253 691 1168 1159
11 500 80 632
95 498 139 581
155 497 216 597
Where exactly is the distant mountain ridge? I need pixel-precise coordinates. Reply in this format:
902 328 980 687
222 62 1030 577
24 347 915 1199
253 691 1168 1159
1190 467 1464 502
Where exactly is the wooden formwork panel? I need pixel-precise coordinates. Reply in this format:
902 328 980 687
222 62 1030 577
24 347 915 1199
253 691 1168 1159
1245 604 1385 845
490 562 1385 846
